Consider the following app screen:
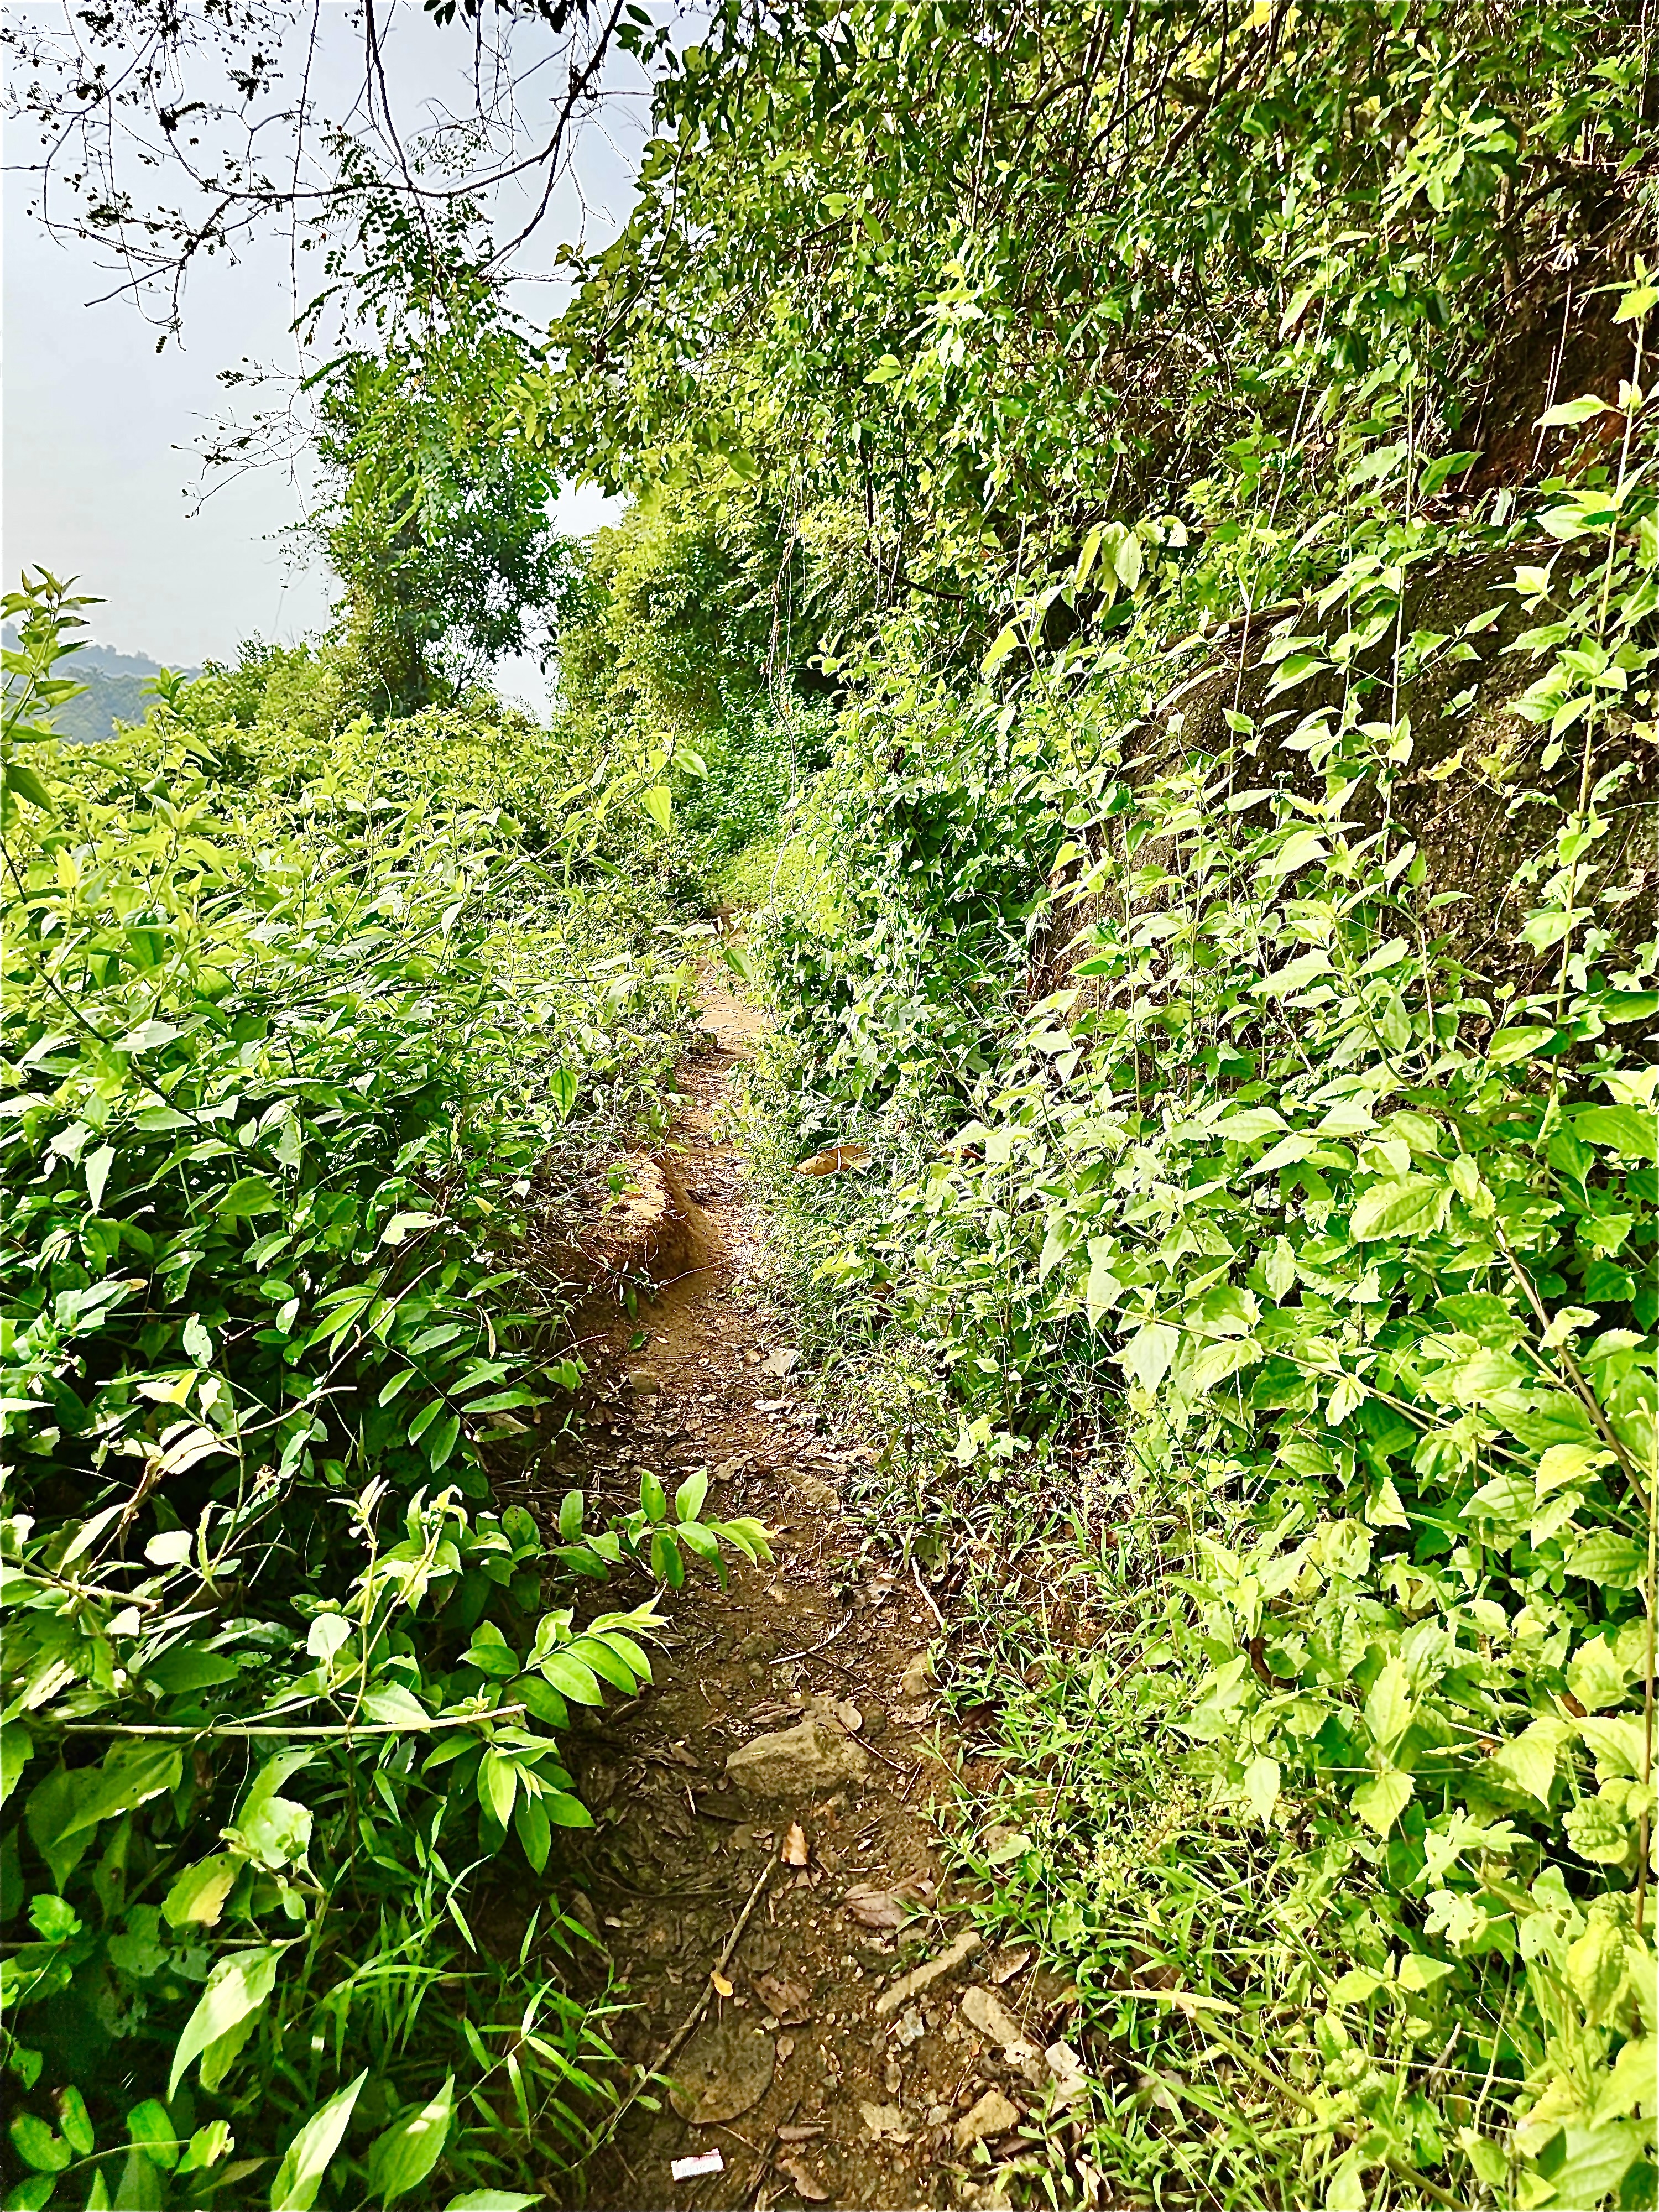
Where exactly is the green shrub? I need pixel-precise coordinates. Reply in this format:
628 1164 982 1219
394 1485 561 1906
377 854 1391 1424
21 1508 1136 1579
0 577 768 2208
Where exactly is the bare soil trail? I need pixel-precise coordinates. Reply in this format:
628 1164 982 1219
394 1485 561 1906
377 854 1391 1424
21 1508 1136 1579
536 978 1063 2212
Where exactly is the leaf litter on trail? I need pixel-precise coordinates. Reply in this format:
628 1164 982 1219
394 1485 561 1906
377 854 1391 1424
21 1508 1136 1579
782 1819 809 1866
778 2155 828 2200
842 1884 905 1931
842 1875 932 1931
752 1968 812 2022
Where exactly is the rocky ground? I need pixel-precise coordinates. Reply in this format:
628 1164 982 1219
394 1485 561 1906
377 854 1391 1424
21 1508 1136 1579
523 978 1085 2211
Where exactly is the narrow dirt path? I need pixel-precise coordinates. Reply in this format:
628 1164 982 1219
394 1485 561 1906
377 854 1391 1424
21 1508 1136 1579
536 979 1052 2212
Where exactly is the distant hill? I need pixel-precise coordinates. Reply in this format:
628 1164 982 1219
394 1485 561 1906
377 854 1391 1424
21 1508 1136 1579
2 630 200 744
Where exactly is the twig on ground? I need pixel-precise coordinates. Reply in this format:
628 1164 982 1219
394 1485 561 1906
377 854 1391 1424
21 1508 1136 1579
770 1612 854 1665
910 1554 947 1634
587 1848 780 2159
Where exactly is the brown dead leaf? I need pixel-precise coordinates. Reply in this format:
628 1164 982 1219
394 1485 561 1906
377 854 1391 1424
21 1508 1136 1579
778 2157 828 2201
775 2034 796 2063
782 1820 810 1868
859 2101 914 2144
843 1884 905 1932
753 1970 812 2021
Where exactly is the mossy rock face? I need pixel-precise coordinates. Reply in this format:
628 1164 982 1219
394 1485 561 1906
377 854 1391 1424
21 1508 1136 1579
667 2018 777 2124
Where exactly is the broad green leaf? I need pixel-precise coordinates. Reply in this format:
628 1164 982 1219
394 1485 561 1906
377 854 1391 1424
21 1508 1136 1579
116 1018 183 1053
538 1652 603 1705
1243 1756 1279 1822
366 2077 455 2204
169 1946 281 2097
1488 1025 1554 1066
361 1686 434 1726
0 1722 33 1808
126 2100 180 2172
1362 1656 1412 1749
675 1469 709 1523
1563 1790 1640 1866
1351 1767 1412 1834
178 2122 234 2176
426 1412 462 1471
1419 448 1481 494
640 784 673 833
270 2072 367 2212
479 1750 518 1827
163 1855 239 1929
1487 1718 1569 1807
380 1211 443 1247
1573 1104 1657 1160
306 1614 353 1663
1349 1174 1446 1242
1563 1532 1644 1588
85 1143 116 1213
3 759 55 811
514 1790 551 1874
513 1675 570 1729
56 2090 93 2158
8 2115 70 2172
1532 2122 1647 2206
1120 1322 1178 1394
218 1175 281 1220
61 1746 182 1838
562 1636 638 1692
1085 1240 1120 1327
111 2150 165 2210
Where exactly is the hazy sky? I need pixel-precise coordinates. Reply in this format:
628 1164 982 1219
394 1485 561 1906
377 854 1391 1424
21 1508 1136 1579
3 2 637 699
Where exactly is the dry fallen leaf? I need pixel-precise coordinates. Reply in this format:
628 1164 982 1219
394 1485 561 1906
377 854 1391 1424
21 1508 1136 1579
710 1968 734 1997
859 2100 914 2144
775 2034 796 2063
753 1970 812 2021
778 2157 828 2201
776 2125 825 2144
782 1820 810 1868
842 1884 905 1931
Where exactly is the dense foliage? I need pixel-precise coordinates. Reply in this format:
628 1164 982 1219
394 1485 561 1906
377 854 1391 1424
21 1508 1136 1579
4 0 1657 2205
0 582 768 2208
523 2 1659 2206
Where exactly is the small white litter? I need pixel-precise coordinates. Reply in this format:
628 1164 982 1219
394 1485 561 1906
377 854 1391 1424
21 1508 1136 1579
671 2151 726 2182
